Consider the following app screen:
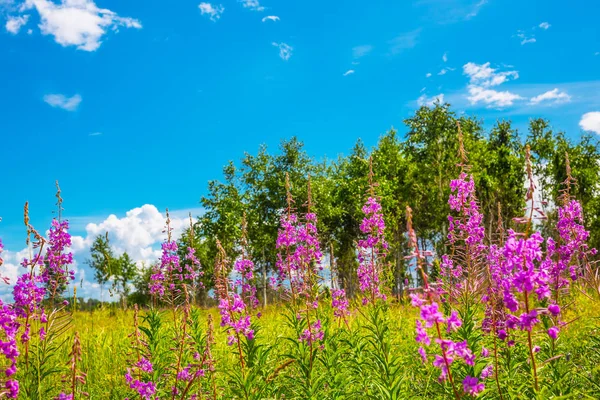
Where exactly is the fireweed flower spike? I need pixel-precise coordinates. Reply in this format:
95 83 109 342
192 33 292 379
214 240 254 351
149 209 183 303
0 237 20 399
407 205 481 399
357 157 388 305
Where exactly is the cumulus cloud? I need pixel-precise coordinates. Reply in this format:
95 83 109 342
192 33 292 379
261 15 279 22
463 62 523 107
580 112 600 134
463 62 518 87
539 22 550 29
529 88 571 105
272 42 292 60
5 14 29 34
43 93 82 111
425 72 432 78
239 0 264 11
467 86 523 107
22 0 141 51
417 93 444 107
198 2 224 21
343 69 354 77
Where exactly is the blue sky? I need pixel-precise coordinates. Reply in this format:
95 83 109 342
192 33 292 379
0 0 599 298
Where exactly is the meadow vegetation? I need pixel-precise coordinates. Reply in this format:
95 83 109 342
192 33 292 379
1 104 600 399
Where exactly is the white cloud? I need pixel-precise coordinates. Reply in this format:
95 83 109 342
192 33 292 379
417 93 444 107
343 69 355 77
43 93 82 111
539 22 550 30
521 37 536 45
261 15 279 22
198 2 224 21
580 112 600 134
463 62 523 108
465 0 487 19
22 0 141 51
272 42 292 60
442 52 448 62
515 31 536 45
239 0 264 11
425 72 432 78
467 86 523 107
5 15 29 34
388 29 420 55
463 62 519 87
529 88 571 105
438 68 447 75
352 44 372 58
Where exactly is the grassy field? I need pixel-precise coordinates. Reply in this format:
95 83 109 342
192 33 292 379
13 291 599 400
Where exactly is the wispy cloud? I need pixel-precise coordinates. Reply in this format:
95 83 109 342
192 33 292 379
426 72 432 78
352 44 373 59
465 0 487 19
21 0 141 51
343 69 355 77
416 0 488 23
442 52 448 62
239 0 264 11
539 22 551 30
417 93 444 106
261 15 279 22
387 29 420 55
89 132 102 136
529 88 571 105
272 42 292 60
5 15 29 34
199 2 224 21
580 112 600 134
43 93 82 111
463 62 523 107
515 30 536 45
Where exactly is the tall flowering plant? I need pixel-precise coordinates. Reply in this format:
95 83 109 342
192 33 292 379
407 205 486 398
276 175 324 347
0 238 20 398
357 158 388 305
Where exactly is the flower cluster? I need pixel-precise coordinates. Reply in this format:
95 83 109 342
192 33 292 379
331 288 349 320
299 319 324 345
184 246 204 289
357 197 388 304
233 258 259 310
125 357 156 400
214 241 255 346
411 294 479 384
42 219 75 299
149 239 181 298
442 173 486 286
0 300 19 398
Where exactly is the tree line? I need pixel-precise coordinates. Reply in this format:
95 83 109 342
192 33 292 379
87 103 600 306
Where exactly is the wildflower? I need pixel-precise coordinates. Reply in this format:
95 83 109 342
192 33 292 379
331 289 349 319
548 326 559 340
357 197 388 304
462 375 485 396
